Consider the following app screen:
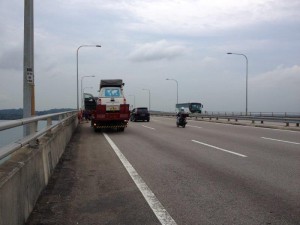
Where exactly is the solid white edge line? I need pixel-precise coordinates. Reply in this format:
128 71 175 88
191 140 248 158
103 133 177 225
142 125 156 130
261 137 300 145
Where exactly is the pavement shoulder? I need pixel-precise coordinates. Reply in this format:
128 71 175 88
26 122 160 225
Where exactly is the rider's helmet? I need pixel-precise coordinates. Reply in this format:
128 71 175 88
180 107 185 112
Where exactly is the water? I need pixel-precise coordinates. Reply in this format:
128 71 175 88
0 120 59 165
0 120 56 148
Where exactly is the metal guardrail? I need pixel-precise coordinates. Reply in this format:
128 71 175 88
151 112 300 127
193 114 300 126
0 111 78 161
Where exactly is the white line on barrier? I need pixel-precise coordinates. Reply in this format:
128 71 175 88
191 140 248 158
261 137 300 145
103 133 177 225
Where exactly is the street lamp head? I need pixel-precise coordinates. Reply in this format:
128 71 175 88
166 78 169 80
227 52 232 54
96 45 101 47
82 75 95 79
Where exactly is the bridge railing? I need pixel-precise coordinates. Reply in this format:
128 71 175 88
150 111 300 127
0 110 78 162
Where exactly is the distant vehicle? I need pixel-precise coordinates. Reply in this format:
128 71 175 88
130 107 150 122
91 79 130 131
83 93 97 120
176 102 203 114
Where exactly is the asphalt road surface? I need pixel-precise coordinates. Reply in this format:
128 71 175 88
27 117 300 225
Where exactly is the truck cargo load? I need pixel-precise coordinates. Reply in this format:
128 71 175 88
99 79 124 88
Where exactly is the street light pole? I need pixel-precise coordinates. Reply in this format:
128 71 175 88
166 78 178 104
76 44 101 110
142 89 151 111
128 94 136 109
227 52 248 115
81 75 95 108
23 0 35 136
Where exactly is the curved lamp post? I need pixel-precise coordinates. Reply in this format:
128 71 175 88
142 89 151 111
166 78 178 104
76 44 101 110
227 52 248 115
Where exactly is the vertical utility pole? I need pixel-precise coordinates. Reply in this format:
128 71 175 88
227 52 248 115
142 89 151 111
23 0 35 135
166 78 179 104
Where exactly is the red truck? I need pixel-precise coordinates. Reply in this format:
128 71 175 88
91 79 130 132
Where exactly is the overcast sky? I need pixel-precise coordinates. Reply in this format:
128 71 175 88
0 0 299 113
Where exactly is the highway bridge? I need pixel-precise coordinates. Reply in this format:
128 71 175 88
1 115 300 225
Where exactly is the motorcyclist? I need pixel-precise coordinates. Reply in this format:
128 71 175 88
177 107 185 123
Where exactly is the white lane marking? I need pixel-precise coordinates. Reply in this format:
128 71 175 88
191 140 248 158
103 133 177 225
142 125 156 130
261 137 300 145
187 125 202 129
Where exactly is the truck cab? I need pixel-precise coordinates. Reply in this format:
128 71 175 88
97 86 126 112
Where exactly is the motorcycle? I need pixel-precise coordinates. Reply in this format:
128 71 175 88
176 113 188 128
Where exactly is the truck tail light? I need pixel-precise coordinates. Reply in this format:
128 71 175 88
101 105 106 113
120 104 124 113
120 104 129 113
97 98 101 105
96 104 106 113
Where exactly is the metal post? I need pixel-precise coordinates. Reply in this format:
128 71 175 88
142 89 151 111
129 95 135 109
76 45 101 110
166 78 178 104
23 0 35 136
227 52 248 115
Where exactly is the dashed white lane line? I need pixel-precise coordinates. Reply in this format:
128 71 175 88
142 125 156 130
191 140 248 158
186 125 202 129
103 133 177 225
261 137 300 145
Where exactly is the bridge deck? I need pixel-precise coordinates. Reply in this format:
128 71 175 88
26 122 160 225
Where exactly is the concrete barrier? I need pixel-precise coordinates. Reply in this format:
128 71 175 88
0 117 78 225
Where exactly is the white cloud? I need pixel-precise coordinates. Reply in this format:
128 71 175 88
249 65 300 112
129 40 188 62
250 65 300 88
0 0 300 112
94 0 300 36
